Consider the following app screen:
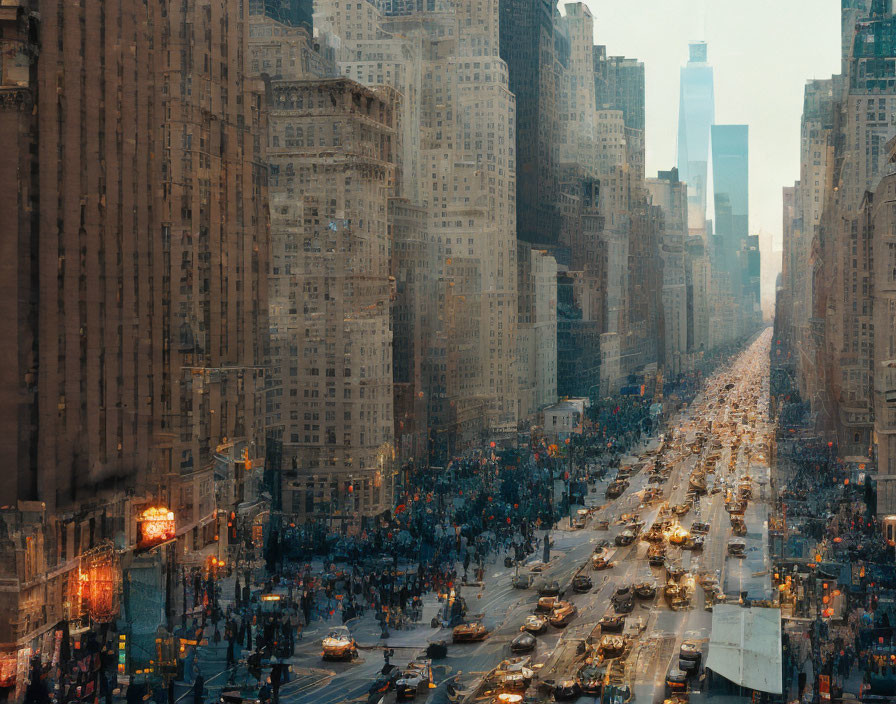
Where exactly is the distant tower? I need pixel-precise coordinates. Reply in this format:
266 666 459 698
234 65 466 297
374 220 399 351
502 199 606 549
677 41 715 234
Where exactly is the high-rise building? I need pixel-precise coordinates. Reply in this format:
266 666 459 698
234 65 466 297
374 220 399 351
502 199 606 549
594 48 646 183
0 0 268 658
711 125 749 256
677 41 715 233
711 123 750 335
499 0 560 244
647 170 689 374
268 79 397 522
556 3 598 175
315 0 519 457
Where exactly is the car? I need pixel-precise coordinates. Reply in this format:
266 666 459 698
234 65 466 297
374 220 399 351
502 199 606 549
592 556 616 570
495 657 535 690
679 641 702 673
571 516 587 530
612 586 634 614
598 615 625 632
538 580 562 597
596 519 610 531
606 480 628 499
510 631 537 653
634 581 657 599
572 574 593 593
576 664 607 696
727 538 746 557
553 679 582 701
615 530 636 547
643 527 665 543
522 614 547 634
672 503 691 517
684 536 704 551
548 601 577 627
322 627 358 660
599 634 625 658
648 545 666 567
536 596 559 613
668 527 689 545
691 521 710 534
665 667 689 697
452 621 488 643
395 660 433 699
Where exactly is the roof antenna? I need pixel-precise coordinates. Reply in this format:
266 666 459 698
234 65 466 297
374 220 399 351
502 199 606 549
701 0 708 41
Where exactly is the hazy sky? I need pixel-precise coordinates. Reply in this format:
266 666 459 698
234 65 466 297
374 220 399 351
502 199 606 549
579 0 842 306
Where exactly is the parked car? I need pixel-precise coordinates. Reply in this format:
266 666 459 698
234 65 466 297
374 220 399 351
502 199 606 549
727 538 746 557
572 574 593 593
679 641 702 674
665 667 689 698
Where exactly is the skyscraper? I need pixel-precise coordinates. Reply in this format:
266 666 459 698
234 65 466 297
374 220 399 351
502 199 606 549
711 124 750 338
711 124 750 266
499 0 559 244
677 41 715 232
594 48 646 183
0 0 268 657
267 79 397 523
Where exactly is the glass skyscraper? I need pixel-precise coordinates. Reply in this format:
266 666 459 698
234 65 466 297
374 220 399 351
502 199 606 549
677 41 715 232
710 123 749 270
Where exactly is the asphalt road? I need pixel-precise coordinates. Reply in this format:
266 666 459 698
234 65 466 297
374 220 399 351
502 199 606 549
284 329 775 704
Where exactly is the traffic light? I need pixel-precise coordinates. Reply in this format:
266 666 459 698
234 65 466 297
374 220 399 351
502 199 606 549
228 511 237 542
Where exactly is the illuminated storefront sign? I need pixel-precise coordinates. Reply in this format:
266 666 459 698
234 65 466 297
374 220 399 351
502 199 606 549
137 507 176 550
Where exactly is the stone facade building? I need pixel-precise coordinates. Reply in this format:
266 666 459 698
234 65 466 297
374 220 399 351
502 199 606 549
0 0 268 659
266 79 397 522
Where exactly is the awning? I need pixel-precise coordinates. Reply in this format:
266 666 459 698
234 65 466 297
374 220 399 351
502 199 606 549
705 605 782 694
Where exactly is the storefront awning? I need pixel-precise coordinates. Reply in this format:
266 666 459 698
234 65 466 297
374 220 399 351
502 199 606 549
705 605 782 694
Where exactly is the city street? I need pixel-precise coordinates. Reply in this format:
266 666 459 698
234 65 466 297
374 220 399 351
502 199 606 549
273 329 775 704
